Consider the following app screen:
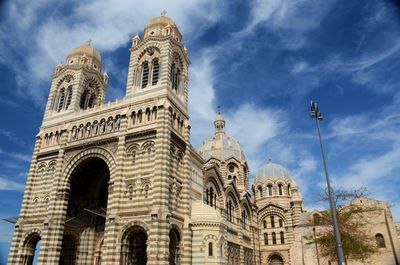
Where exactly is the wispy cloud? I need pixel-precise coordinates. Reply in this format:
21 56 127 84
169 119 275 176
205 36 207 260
0 176 25 192
0 129 26 147
0 0 225 104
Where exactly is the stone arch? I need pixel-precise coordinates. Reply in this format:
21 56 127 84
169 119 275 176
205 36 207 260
62 147 116 187
259 207 287 224
267 252 284 265
169 223 182 265
21 229 42 265
120 223 149 265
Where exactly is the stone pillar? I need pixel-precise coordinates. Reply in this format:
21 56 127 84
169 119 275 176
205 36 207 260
102 113 127 265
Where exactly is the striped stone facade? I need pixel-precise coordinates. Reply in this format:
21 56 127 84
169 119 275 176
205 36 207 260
7 14 400 265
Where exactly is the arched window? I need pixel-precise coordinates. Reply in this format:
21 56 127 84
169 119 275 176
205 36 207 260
208 242 213 256
375 234 386 248
65 87 72 110
264 233 268 245
57 88 65 112
280 231 285 244
258 186 263 197
209 187 214 207
263 220 267 229
170 63 180 92
279 219 283 227
226 200 234 223
241 210 247 229
278 184 283 195
271 216 275 228
80 89 88 109
152 59 159 85
287 184 291 195
272 232 277 245
268 185 273 196
142 62 149 88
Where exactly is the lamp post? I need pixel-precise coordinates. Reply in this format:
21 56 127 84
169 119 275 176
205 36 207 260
309 101 346 265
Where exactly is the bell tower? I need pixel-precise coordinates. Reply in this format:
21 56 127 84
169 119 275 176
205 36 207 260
125 13 190 113
43 41 108 123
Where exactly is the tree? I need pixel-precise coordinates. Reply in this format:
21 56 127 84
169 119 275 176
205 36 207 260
306 188 378 263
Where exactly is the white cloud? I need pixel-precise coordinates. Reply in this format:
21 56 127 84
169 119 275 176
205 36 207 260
0 0 225 103
291 61 315 75
0 177 25 192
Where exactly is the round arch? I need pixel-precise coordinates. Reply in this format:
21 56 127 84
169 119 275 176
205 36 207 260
62 147 116 188
267 252 284 265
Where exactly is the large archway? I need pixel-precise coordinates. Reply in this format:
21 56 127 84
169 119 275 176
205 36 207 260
121 226 148 265
62 157 110 264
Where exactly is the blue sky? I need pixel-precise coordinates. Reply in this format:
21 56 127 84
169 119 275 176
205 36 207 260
1 0 400 262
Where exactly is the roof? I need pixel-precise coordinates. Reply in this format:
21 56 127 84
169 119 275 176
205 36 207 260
191 201 222 222
255 159 293 182
67 43 101 62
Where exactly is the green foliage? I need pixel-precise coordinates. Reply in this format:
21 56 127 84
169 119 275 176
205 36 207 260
306 190 378 262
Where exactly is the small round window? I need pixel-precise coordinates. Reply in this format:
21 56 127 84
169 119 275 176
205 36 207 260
94 65 97 69
228 164 235 173
70 60 74 64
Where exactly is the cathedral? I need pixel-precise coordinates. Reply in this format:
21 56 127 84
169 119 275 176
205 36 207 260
7 14 400 265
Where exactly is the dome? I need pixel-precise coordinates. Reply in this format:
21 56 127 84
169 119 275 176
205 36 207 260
199 112 246 162
191 201 222 222
255 159 292 182
146 15 177 28
67 43 101 63
143 13 182 41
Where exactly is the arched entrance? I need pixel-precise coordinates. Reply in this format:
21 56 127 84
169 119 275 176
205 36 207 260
121 226 148 265
21 232 41 265
169 227 181 265
62 157 110 264
268 253 284 265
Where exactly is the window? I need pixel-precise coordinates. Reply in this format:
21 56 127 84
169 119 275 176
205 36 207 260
242 211 247 229
57 88 65 112
272 232 277 245
80 90 88 109
263 220 267 229
271 216 275 228
258 186 263 197
208 242 213 256
142 62 149 88
65 87 72 109
170 63 180 92
280 231 285 244
226 201 234 222
268 185 273 196
287 184 291 195
264 233 268 245
152 59 159 85
279 219 283 227
278 184 283 195
313 214 321 225
375 234 386 248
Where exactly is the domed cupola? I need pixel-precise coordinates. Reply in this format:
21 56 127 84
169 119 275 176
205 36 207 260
199 112 246 163
66 41 102 72
142 12 182 42
255 159 292 183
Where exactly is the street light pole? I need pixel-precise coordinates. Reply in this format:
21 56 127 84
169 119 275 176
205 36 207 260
310 101 346 265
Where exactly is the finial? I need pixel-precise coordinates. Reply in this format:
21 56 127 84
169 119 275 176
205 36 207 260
161 10 167 16
268 158 272 163
217 105 221 114
86 38 92 46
